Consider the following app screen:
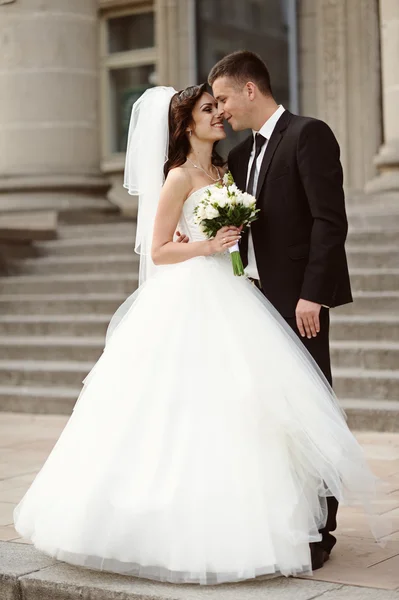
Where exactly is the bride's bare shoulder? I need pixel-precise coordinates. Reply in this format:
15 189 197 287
165 166 190 185
164 166 192 198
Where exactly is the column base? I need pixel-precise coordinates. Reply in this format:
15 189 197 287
0 174 115 216
365 141 399 194
365 170 399 194
102 156 138 218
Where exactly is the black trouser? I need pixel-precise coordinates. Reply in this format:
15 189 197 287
284 308 338 554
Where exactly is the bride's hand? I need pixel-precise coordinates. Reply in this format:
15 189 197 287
210 226 241 254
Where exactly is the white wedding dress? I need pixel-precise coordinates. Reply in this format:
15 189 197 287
14 184 379 584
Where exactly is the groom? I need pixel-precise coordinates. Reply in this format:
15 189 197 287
209 51 353 570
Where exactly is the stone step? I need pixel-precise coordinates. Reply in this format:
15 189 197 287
0 336 104 362
341 399 399 432
0 273 138 294
14 254 139 275
336 292 399 315
0 240 38 260
346 245 399 268
347 227 399 245
1 355 397 400
33 240 399 268
2 336 396 369
0 293 126 315
0 210 57 242
0 268 396 296
348 211 399 228
0 313 397 342
330 314 399 341
2 542 341 600
0 359 92 388
19 249 399 276
332 367 399 400
330 340 399 370
0 314 110 337
350 268 399 292
0 385 79 414
58 222 136 239
36 236 135 257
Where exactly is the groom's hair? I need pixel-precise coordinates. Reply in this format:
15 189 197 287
208 51 272 96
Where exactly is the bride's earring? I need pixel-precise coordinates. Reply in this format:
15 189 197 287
188 130 192 137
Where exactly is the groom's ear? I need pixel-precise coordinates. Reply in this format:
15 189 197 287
245 82 257 100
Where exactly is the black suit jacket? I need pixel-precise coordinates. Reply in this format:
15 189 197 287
228 110 352 318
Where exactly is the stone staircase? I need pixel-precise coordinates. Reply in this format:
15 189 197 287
0 210 397 431
330 202 399 431
0 220 138 415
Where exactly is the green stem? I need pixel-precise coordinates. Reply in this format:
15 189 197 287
230 251 245 276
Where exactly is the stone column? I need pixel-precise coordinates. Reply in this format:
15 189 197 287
298 0 381 195
0 0 109 213
366 0 399 194
156 0 196 89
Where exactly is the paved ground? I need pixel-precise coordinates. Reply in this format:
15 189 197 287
1 412 399 598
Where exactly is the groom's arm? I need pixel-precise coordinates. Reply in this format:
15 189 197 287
297 119 348 308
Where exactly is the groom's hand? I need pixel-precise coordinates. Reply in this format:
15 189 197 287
175 231 189 243
296 299 322 338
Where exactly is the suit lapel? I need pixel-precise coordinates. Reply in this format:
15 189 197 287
256 110 292 198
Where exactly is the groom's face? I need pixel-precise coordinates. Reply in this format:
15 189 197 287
212 77 252 132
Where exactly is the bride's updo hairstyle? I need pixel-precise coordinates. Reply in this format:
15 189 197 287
164 83 225 178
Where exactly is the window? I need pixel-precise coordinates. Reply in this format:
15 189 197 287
107 13 155 54
109 65 156 154
100 8 157 158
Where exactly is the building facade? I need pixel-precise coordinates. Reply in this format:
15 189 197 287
0 0 398 215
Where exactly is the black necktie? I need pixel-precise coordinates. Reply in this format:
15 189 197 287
246 133 266 196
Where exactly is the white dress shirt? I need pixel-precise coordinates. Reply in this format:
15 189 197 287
245 105 286 280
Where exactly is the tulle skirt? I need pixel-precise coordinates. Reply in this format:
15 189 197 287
14 254 382 584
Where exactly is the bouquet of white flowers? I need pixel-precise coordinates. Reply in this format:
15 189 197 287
193 171 259 275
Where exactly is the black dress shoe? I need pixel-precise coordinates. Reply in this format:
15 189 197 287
310 543 330 570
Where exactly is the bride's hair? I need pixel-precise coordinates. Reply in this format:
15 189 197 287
164 83 225 178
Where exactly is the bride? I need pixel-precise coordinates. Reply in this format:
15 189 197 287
14 84 382 585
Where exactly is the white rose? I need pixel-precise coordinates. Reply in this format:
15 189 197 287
211 187 229 208
228 183 239 195
240 192 256 208
223 173 230 185
205 205 220 219
217 197 227 208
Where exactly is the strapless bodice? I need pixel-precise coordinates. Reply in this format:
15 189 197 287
177 184 218 243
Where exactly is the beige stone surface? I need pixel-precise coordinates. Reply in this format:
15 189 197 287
0 502 15 526
0 524 19 541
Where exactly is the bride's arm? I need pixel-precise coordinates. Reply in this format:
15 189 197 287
151 169 240 266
